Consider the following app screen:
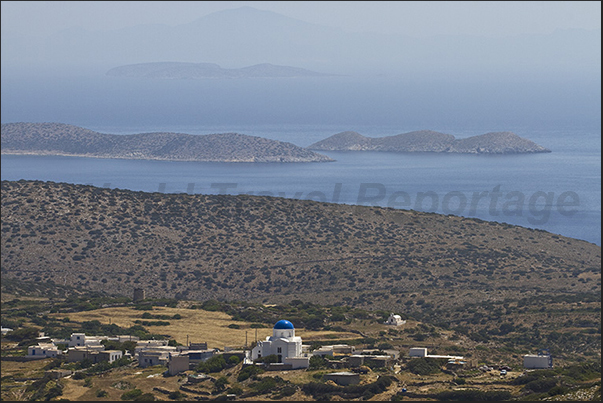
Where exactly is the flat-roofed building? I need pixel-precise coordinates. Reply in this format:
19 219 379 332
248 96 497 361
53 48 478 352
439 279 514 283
524 354 552 369
138 350 170 368
324 372 360 386
168 355 189 375
28 343 61 358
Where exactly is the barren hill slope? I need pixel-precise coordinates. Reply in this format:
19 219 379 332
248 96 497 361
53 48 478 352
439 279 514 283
1 180 598 314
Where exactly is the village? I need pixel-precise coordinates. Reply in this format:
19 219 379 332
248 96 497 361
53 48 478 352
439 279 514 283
1 284 596 401
14 312 553 384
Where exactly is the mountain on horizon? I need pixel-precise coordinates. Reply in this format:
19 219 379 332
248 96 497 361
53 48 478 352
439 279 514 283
1 6 599 77
106 62 336 79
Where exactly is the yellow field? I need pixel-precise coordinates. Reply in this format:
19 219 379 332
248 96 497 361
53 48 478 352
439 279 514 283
49 306 358 349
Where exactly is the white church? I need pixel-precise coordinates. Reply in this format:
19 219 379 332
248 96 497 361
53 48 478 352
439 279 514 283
250 320 309 369
384 313 406 326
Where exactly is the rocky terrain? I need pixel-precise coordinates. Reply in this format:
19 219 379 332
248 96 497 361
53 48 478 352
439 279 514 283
308 130 551 154
106 62 335 79
0 122 333 162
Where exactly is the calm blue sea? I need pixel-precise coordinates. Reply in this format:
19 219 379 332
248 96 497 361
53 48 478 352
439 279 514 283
1 73 601 245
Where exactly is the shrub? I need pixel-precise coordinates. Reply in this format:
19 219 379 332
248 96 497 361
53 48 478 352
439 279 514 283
251 377 278 393
237 365 264 382
197 355 227 373
406 357 443 375
214 376 229 392
278 385 297 397
523 378 558 394
562 361 601 381
72 372 87 380
168 390 186 400
309 355 328 370
121 388 143 400
548 385 569 396
255 354 279 364
435 390 512 401
5 327 39 343
134 393 156 401
301 382 340 398
227 385 244 395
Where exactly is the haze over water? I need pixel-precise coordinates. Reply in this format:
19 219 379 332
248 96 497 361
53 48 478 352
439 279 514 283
1 3 600 245
1 74 600 246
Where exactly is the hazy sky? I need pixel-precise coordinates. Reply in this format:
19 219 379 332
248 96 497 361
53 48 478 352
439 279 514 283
1 1 600 38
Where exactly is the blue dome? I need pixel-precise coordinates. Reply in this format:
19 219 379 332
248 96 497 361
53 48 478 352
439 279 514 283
273 320 294 330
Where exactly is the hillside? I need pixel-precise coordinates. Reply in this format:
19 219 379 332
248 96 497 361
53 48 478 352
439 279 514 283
106 62 335 79
1 180 600 356
307 130 551 154
0 122 333 163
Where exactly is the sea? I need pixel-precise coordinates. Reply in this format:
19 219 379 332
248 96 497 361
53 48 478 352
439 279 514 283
1 72 601 245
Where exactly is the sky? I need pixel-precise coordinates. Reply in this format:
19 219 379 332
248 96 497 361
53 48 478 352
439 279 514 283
1 0 601 38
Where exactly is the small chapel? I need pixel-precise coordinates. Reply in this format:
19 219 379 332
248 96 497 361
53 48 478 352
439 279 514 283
384 313 406 326
250 320 309 368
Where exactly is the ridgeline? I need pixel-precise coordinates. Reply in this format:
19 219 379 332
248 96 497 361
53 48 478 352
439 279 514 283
0 122 333 163
106 62 336 79
307 130 551 154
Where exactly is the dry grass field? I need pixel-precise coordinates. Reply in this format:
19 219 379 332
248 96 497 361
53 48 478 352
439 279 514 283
0 356 51 379
58 365 174 402
49 306 359 348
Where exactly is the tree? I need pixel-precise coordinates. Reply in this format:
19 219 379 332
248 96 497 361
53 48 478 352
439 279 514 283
5 327 40 344
309 355 328 370
122 340 138 354
197 355 227 373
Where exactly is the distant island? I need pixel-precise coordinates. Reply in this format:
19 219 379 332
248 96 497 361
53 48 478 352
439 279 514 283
307 130 551 154
0 122 333 163
106 62 336 79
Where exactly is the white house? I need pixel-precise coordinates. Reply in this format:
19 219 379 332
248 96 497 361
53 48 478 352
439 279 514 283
409 347 427 357
251 320 309 369
28 343 61 358
524 354 552 369
384 313 406 326
68 333 87 347
409 347 463 361
67 333 104 348
98 350 123 363
135 340 170 351
67 333 138 348
312 344 356 357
